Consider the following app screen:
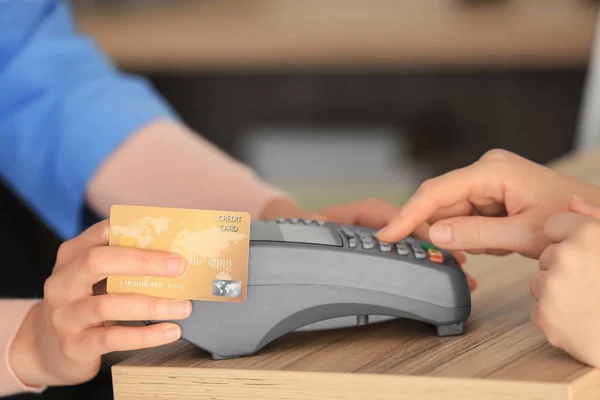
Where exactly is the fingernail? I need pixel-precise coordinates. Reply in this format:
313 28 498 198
168 256 185 274
164 324 182 341
430 223 452 244
171 300 192 317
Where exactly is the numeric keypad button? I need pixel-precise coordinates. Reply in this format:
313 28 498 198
379 243 392 252
414 249 427 259
358 232 372 240
341 227 356 238
395 243 409 255
362 240 375 250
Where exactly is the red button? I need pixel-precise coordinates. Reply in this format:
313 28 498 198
428 249 444 263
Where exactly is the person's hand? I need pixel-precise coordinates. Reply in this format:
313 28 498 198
259 195 404 228
8 220 192 389
529 196 600 368
376 149 600 259
259 196 401 232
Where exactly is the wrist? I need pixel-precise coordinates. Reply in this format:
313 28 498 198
8 302 49 390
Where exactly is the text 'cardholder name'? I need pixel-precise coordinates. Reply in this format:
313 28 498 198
106 205 250 303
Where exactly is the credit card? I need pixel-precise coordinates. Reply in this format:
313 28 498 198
106 205 250 302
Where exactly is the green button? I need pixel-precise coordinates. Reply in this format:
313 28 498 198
421 243 438 251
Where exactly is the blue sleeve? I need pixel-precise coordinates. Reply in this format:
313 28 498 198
0 0 180 240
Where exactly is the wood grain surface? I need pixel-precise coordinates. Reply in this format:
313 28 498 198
112 148 600 399
73 0 597 71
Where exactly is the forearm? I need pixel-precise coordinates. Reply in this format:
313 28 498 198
0 300 45 396
86 120 301 220
0 0 303 240
0 0 184 240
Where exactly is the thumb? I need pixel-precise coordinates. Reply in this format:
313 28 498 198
569 195 600 219
428 215 531 253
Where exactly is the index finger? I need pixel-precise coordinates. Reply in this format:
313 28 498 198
376 165 485 242
76 246 186 286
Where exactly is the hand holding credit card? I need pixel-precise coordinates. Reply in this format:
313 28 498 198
107 205 250 302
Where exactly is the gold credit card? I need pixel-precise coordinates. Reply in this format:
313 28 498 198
106 205 250 302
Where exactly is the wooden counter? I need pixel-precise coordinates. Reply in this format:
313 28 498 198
111 147 600 399
73 0 598 72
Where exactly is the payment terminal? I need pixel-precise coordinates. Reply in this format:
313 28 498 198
150 218 471 360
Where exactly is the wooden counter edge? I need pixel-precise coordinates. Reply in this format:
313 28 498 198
111 363 595 400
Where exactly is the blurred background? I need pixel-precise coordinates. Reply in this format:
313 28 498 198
4 0 600 271
68 0 599 209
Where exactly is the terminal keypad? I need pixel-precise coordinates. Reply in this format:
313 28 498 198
339 226 447 263
273 218 447 263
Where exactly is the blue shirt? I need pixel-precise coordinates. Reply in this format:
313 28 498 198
0 0 179 240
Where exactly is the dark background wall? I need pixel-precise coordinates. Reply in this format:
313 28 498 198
149 68 585 174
